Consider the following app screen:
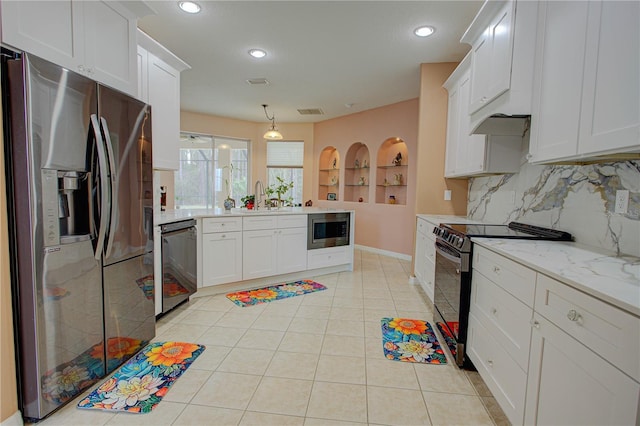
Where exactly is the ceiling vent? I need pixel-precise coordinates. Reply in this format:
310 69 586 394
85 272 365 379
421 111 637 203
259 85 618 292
297 108 324 115
246 78 270 85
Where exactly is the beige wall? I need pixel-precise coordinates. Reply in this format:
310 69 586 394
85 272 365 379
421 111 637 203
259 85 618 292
165 111 315 207
415 62 468 215
1 88 19 422
313 99 420 256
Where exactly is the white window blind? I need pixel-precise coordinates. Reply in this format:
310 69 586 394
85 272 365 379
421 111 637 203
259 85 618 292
267 141 304 167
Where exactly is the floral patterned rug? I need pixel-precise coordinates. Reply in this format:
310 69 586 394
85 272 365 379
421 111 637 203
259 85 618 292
77 341 205 413
226 279 327 307
381 318 447 364
436 321 458 357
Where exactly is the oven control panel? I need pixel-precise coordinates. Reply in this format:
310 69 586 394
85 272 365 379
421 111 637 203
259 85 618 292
433 226 467 250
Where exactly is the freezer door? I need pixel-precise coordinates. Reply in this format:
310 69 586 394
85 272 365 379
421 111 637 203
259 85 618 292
103 254 156 373
97 85 152 266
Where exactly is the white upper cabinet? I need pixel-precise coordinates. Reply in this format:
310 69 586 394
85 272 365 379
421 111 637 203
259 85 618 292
529 1 640 163
467 1 515 114
137 30 190 171
461 0 538 134
0 1 151 96
444 55 521 178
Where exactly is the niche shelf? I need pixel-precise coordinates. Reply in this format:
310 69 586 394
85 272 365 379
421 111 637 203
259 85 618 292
318 146 340 201
344 142 371 203
375 137 408 205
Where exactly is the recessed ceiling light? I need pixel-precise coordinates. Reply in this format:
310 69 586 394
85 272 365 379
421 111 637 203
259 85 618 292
414 26 435 37
178 1 201 14
249 49 267 59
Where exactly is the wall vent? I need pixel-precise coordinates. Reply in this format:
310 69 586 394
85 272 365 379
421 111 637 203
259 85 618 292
297 108 324 115
246 78 270 85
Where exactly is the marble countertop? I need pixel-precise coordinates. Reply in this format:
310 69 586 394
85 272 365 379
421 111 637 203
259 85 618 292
473 238 640 317
155 207 354 226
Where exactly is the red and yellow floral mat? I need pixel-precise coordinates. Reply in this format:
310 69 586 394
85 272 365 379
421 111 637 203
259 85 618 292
381 318 447 364
77 341 205 413
136 273 190 300
226 279 327 307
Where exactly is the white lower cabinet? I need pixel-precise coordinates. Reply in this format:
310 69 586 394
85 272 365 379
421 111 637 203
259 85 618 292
470 245 640 425
242 215 307 280
525 314 640 426
201 217 243 287
413 218 436 301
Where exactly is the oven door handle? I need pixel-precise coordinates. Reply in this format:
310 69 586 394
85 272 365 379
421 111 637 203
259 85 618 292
435 242 462 265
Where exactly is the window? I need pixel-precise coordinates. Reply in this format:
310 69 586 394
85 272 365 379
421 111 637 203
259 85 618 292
267 141 304 206
175 133 249 209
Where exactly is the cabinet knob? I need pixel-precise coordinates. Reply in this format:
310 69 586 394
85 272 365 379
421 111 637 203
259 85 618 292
493 266 500 274
567 309 582 322
481 96 487 103
525 153 532 160
221 234 226 238
491 307 497 315
487 359 493 367
530 319 540 329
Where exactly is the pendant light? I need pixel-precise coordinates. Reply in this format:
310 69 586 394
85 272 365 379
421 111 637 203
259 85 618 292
262 104 283 140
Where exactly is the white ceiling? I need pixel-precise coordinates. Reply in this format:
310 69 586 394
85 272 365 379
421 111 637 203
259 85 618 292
137 1 483 124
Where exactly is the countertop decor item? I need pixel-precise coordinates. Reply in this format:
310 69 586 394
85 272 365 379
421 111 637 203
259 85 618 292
327 192 337 201
381 318 447 364
77 341 205 413
226 279 327 307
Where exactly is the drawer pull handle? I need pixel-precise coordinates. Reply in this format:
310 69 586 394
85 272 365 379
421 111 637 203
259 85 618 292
491 308 497 315
530 319 540 329
567 310 582 322
493 266 500 274
487 359 493 367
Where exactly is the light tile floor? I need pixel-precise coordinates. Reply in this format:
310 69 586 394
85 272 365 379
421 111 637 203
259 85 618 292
38 249 510 426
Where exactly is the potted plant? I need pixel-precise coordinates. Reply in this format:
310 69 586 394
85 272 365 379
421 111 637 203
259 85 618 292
241 194 255 210
265 176 294 207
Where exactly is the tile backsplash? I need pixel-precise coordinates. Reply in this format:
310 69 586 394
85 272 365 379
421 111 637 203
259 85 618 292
467 160 640 257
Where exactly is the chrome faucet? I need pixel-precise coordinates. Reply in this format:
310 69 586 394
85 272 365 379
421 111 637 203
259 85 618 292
254 180 265 210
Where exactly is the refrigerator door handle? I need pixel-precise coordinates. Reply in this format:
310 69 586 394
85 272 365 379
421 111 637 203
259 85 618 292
91 114 110 260
100 117 118 259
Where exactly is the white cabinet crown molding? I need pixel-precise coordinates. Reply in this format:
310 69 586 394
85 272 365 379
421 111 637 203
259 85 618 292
137 29 190 72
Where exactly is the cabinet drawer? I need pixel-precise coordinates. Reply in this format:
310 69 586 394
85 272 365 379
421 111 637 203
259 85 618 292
307 246 350 269
277 214 307 229
467 313 526 425
243 215 278 231
470 272 532 371
202 217 242 233
473 245 536 306
535 274 640 382
417 218 435 236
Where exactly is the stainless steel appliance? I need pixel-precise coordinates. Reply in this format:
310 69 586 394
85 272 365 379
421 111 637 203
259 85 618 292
307 212 350 250
2 51 155 421
432 222 572 368
160 219 197 314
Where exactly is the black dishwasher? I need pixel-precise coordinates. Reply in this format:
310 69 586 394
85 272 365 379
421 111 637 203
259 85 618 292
161 219 197 314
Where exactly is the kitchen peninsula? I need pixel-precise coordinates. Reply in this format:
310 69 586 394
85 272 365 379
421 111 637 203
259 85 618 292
154 208 355 314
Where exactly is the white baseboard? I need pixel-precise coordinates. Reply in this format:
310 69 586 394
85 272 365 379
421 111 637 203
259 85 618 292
0 411 23 426
355 244 412 261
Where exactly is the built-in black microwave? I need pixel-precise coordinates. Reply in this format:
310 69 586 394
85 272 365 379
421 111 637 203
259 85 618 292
307 212 350 250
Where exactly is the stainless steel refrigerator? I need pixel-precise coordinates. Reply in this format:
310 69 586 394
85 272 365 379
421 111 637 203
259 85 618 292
2 51 155 421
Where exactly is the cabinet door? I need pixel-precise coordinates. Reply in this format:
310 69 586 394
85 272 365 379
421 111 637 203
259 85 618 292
457 72 487 174
469 1 515 114
0 0 83 71
578 1 640 156
137 46 149 102
444 82 461 177
243 229 277 280
276 227 308 275
82 1 137 95
525 315 640 425
202 232 243 287
148 53 181 170
529 1 588 163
